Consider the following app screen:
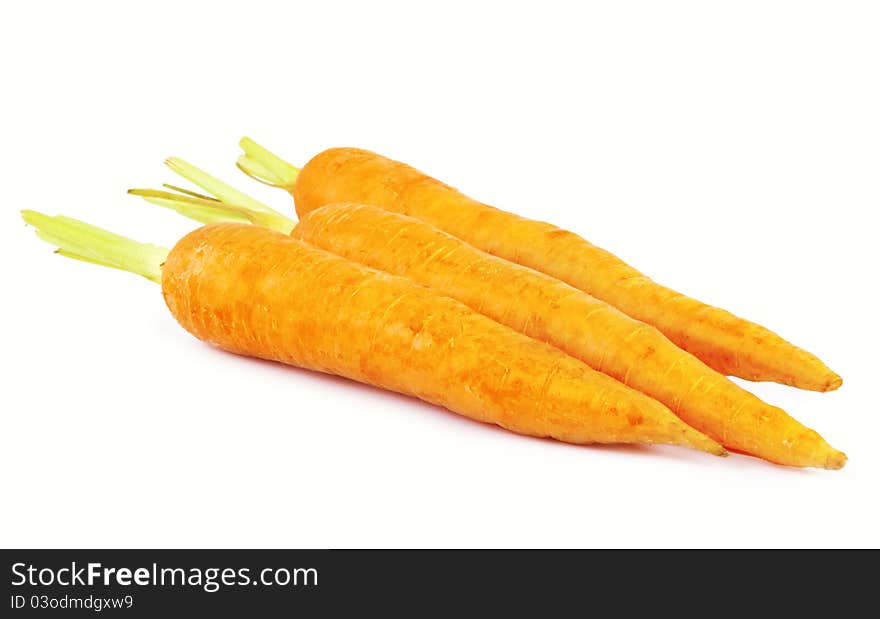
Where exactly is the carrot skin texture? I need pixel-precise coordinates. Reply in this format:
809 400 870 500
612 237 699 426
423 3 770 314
291 204 844 469
291 148 841 393
161 223 722 454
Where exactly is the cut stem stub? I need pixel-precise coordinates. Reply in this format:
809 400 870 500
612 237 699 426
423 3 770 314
22 210 168 283
237 137 301 189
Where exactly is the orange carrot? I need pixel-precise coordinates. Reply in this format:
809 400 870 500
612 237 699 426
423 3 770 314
132 172 845 469
293 204 845 468
234 139 841 392
22 212 724 456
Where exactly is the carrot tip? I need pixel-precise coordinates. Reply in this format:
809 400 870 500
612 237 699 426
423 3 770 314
682 430 728 457
824 450 847 470
824 373 843 392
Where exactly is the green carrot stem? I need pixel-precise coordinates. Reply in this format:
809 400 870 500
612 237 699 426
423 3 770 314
22 210 167 283
129 188 252 226
162 183 220 202
165 157 286 218
237 137 300 189
128 188 295 234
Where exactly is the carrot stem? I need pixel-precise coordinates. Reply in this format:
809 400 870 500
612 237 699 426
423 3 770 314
129 188 252 226
237 137 300 189
22 210 167 283
162 183 220 202
164 157 286 217
128 188 295 234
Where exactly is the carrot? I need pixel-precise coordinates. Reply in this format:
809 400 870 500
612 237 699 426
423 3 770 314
22 211 725 456
233 139 841 393
130 167 846 469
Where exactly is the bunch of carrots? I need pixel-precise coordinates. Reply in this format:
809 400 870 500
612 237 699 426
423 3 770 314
24 138 845 469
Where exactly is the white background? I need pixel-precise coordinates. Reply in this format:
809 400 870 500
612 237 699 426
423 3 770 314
2 1 877 548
